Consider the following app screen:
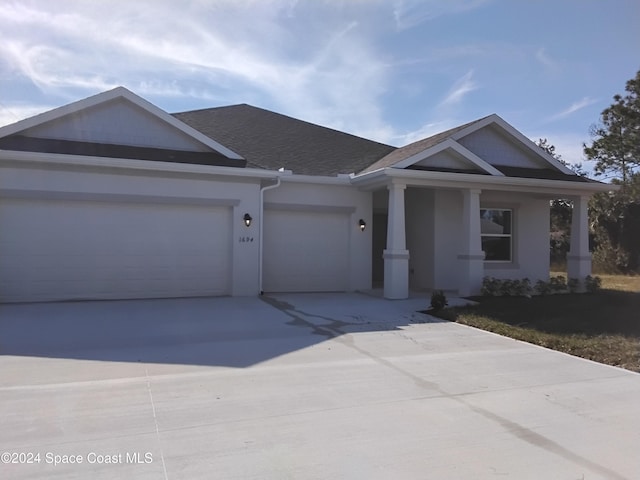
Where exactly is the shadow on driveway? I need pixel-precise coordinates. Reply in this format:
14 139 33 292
0 293 437 367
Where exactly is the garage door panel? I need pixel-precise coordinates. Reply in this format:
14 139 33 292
0 198 232 302
263 210 349 292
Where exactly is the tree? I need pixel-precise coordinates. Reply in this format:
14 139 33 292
584 70 640 183
536 138 573 265
584 69 640 272
537 137 588 176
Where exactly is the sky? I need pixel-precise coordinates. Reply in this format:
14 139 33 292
0 0 638 170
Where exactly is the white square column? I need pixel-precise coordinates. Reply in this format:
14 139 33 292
567 195 592 288
383 182 410 299
458 188 484 296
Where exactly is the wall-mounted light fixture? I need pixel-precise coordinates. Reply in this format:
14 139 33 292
358 219 366 232
243 213 253 227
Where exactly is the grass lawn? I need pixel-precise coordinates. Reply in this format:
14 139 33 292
433 275 640 372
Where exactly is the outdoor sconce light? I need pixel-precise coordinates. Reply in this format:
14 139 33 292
359 219 366 232
243 213 253 227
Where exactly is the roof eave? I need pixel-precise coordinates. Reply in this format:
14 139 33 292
0 149 278 179
350 167 618 195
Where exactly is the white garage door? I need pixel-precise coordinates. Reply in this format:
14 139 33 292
0 198 232 302
263 209 349 292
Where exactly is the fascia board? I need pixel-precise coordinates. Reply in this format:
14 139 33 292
351 166 618 195
391 139 455 169
390 138 504 176
0 149 277 179
448 141 505 176
279 174 352 185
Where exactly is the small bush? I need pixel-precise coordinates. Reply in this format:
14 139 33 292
535 280 553 296
513 278 532 296
549 275 567 294
585 275 602 293
481 277 502 296
500 279 516 296
481 277 532 297
430 290 448 311
567 278 580 293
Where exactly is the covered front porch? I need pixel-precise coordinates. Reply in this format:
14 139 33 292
360 170 599 300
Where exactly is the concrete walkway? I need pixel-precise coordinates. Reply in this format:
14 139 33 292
0 293 638 479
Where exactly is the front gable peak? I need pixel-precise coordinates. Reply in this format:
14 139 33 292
0 87 243 162
359 114 576 179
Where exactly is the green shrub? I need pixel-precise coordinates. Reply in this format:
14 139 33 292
430 290 448 311
481 277 502 296
585 275 602 293
500 279 515 296
567 277 580 293
549 275 567 293
481 277 532 297
514 278 532 296
535 280 553 296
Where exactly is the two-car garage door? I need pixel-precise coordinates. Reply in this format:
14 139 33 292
0 198 232 302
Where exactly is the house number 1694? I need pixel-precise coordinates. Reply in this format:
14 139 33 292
238 236 254 243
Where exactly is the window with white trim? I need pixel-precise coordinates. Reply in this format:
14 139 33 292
480 209 512 262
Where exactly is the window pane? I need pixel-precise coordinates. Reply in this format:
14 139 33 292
480 209 511 235
482 236 511 261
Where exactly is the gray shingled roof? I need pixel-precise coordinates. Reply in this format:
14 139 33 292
359 116 490 174
173 105 591 183
173 104 396 176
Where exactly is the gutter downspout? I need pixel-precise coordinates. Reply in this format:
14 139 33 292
259 176 282 294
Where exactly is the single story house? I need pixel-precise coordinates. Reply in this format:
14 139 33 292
0 87 613 303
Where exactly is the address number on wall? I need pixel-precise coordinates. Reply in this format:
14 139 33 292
238 237 254 243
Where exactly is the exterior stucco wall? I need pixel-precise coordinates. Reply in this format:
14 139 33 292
264 181 372 291
433 189 464 291
405 188 434 290
480 191 550 283
405 188 551 294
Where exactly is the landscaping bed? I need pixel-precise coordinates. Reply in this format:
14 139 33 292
431 278 640 372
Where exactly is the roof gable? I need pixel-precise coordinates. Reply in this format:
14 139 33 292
0 87 243 161
450 114 574 174
358 114 576 180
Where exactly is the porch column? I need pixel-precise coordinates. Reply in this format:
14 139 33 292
383 182 410 299
567 195 591 289
458 189 484 296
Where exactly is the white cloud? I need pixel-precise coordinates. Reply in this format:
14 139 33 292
0 103 53 128
391 120 458 146
392 0 491 31
0 0 395 142
439 70 478 107
548 97 599 121
535 47 558 70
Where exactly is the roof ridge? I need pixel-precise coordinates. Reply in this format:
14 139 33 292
174 104 396 149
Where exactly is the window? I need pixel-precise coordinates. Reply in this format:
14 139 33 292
480 209 512 262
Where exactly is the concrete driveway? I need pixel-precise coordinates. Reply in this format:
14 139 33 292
1 293 638 479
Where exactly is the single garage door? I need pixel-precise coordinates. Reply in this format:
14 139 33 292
263 209 349 292
0 198 232 302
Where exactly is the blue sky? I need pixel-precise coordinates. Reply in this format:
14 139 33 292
0 0 638 168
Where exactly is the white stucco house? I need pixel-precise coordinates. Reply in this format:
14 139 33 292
0 87 613 303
